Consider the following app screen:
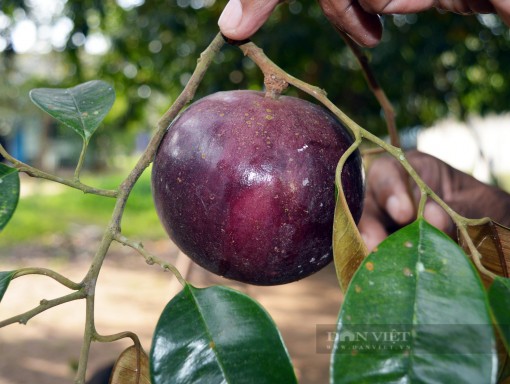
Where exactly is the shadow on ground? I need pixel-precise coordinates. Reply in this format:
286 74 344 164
0 238 342 384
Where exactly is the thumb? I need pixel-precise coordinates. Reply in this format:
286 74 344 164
218 0 280 40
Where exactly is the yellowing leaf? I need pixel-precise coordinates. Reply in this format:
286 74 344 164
333 146 367 292
110 345 150 384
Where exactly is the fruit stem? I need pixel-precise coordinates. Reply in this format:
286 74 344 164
264 73 288 99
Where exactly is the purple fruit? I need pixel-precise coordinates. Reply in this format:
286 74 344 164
152 90 363 285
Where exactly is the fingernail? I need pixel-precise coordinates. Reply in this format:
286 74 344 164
386 194 414 224
218 0 243 34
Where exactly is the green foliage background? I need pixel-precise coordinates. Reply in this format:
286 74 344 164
1 0 510 142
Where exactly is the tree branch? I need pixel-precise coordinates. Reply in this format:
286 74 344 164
114 233 186 286
73 33 225 384
339 32 400 147
109 32 225 233
0 290 86 327
0 144 117 198
13 267 82 290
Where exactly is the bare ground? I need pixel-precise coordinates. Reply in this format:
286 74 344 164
0 234 342 384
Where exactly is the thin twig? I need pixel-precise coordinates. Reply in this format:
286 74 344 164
0 144 117 198
338 33 420 219
339 32 400 147
74 140 89 182
13 267 82 290
109 33 226 234
94 330 141 345
73 33 225 384
114 233 187 287
94 331 144 383
0 290 86 327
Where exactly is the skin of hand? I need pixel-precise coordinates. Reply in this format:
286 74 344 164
358 150 510 251
218 0 510 46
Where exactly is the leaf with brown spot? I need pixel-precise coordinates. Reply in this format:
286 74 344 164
331 219 496 383
110 345 150 384
29 80 115 142
333 174 368 292
459 220 510 287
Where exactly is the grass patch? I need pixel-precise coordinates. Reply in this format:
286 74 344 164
0 166 166 248
497 173 510 193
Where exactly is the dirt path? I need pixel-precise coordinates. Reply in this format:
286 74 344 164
0 239 342 384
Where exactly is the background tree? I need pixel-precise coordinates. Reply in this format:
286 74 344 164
1 0 510 146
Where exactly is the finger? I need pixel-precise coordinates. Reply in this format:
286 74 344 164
358 178 394 250
358 215 388 251
491 0 510 25
423 201 454 236
434 0 492 14
366 157 415 224
318 0 383 47
358 0 494 14
218 0 281 40
358 0 436 13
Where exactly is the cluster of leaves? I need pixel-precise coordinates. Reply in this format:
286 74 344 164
2 29 510 383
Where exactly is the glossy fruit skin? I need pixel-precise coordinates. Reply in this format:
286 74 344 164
152 90 363 285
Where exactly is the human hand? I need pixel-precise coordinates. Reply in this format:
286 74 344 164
218 0 510 47
358 150 510 251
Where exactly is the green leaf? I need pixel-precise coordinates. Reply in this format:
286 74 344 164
150 284 297 384
0 271 16 302
0 164 20 231
488 276 510 352
331 219 496 384
29 80 115 141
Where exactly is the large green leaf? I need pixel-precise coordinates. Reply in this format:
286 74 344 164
331 219 496 384
0 271 16 302
0 164 20 231
29 80 115 141
489 276 510 352
151 284 297 384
